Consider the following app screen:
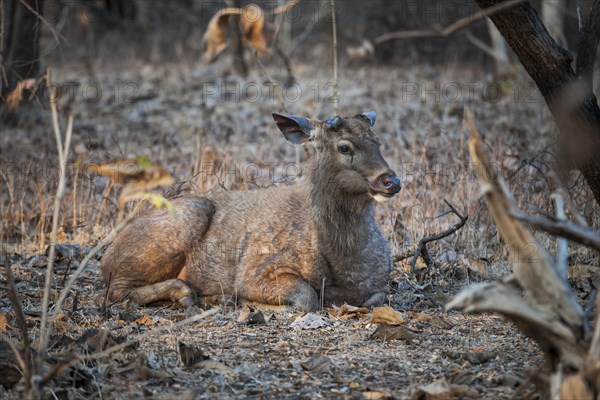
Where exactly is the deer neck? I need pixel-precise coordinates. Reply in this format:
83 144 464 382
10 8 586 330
307 161 374 257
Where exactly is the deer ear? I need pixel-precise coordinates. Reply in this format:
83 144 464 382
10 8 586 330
272 113 314 145
361 111 376 127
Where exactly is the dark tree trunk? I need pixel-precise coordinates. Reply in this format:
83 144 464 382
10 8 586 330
0 0 43 105
475 0 600 207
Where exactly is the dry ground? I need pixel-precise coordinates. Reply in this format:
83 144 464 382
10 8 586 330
1 59 598 399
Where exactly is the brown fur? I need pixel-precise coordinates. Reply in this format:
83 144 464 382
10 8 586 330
101 112 401 311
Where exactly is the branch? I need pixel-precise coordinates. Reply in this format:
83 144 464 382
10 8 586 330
39 72 73 361
399 199 468 271
464 108 584 334
374 0 525 45
510 212 600 253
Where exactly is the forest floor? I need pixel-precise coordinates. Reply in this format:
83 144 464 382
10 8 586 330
1 57 598 399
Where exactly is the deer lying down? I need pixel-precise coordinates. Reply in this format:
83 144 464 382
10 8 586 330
100 111 401 311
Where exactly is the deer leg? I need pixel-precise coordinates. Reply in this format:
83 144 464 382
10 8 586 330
109 279 197 308
239 273 319 312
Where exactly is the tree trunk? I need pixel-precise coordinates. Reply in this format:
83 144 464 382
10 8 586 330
475 0 600 207
0 0 43 105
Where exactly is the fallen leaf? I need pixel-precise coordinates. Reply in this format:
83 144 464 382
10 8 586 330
411 378 452 400
371 306 404 324
237 304 266 325
290 313 332 330
370 324 419 341
6 78 36 110
202 8 235 63
492 373 523 387
134 314 153 327
328 304 369 320
362 390 392 399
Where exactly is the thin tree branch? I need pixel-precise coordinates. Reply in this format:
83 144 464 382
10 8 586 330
551 192 568 282
17 0 68 45
510 211 600 253
374 0 525 45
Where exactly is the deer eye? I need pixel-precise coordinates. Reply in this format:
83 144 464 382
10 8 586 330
338 144 351 154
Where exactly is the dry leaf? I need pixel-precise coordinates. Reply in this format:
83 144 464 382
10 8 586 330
202 8 236 63
237 304 266 325
411 378 452 400
240 4 276 54
362 390 393 399
6 78 36 110
290 313 332 330
371 306 404 324
134 314 153 326
370 324 419 341
329 304 369 320
560 373 594 400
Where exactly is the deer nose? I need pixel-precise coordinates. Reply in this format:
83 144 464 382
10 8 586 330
381 173 401 193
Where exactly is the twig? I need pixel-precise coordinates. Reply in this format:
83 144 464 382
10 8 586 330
407 199 468 272
253 50 288 113
510 212 600 253
39 307 220 387
374 0 525 45
17 0 68 45
39 75 74 361
330 0 339 115
550 192 568 282
4 264 31 387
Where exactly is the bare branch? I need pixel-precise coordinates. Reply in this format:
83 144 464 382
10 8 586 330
510 212 600 253
374 0 525 45
464 107 584 334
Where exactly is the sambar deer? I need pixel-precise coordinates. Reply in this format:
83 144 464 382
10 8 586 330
101 111 401 311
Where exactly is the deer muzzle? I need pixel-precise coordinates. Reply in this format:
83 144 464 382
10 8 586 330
370 171 401 203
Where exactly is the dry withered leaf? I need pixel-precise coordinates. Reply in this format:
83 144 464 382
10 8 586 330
240 4 276 54
202 8 235 63
444 350 496 365
237 304 266 325
370 324 419 342
492 373 523 387
411 378 452 400
134 313 153 327
290 313 332 330
0 313 10 333
329 304 369 320
300 355 336 374
362 390 393 399
179 341 209 367
371 306 404 324
6 78 36 110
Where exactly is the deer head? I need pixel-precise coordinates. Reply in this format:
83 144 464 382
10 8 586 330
273 111 401 202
